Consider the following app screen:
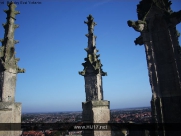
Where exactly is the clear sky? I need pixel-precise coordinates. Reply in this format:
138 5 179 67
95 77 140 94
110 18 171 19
0 0 181 113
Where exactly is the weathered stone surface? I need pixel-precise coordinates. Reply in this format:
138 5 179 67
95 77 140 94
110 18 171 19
0 71 16 102
0 2 25 102
128 0 181 135
0 2 23 136
84 74 103 101
0 102 22 136
0 3 25 74
82 100 110 123
79 15 106 101
82 100 111 136
80 15 110 136
0 102 21 122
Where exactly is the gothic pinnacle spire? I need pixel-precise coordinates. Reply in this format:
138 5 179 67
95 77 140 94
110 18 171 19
79 15 107 77
0 1 25 103
0 4 23 136
79 15 107 101
84 14 97 34
0 1 25 74
80 16 111 136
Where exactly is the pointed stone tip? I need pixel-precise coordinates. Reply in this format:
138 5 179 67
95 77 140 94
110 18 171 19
14 24 19 28
79 71 85 76
96 54 100 58
15 11 20 15
85 34 89 37
3 10 8 13
15 58 20 61
14 40 19 44
87 14 94 20
8 1 16 7
102 72 107 76
84 48 89 52
88 14 92 17
8 1 15 5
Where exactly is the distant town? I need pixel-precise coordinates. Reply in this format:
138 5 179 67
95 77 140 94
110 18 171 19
21 107 151 136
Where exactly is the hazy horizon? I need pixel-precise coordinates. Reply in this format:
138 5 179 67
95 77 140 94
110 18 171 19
22 106 151 113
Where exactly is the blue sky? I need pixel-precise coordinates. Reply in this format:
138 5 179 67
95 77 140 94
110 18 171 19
0 0 181 113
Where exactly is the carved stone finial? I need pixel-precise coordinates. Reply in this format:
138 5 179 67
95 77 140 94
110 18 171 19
84 14 97 34
4 1 20 19
79 15 106 77
0 1 25 74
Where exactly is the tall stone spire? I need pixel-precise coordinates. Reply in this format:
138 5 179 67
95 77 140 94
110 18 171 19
79 15 111 136
128 0 181 135
79 14 107 101
0 1 25 102
0 2 25 136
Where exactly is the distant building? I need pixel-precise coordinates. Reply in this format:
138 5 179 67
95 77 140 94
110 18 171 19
21 131 44 136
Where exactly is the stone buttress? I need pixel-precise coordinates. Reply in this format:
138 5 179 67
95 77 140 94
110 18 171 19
128 0 181 135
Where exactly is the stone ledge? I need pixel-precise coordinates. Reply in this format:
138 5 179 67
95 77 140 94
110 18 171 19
0 102 21 109
0 108 12 111
82 100 110 108
0 102 13 109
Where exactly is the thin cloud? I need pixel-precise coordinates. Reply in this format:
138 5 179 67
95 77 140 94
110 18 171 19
93 0 112 8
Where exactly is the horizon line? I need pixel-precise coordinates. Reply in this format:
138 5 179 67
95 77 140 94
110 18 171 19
22 106 151 113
